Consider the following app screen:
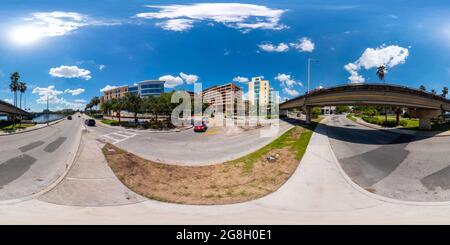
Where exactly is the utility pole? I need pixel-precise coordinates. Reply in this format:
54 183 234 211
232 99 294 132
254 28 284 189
46 95 49 125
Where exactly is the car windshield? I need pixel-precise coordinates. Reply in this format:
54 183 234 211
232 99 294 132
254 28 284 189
194 122 203 126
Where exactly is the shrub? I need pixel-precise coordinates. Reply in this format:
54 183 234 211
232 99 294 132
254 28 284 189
381 120 397 127
312 107 321 119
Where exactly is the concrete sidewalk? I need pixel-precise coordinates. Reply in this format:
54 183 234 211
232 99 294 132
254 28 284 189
3 117 450 224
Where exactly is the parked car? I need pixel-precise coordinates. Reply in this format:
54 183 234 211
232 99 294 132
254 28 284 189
84 119 96 126
193 121 207 132
67 116 72 120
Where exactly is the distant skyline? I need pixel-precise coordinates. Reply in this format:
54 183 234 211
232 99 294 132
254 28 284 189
1 0 450 111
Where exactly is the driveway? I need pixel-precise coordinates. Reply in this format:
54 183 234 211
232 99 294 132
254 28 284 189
327 115 450 201
0 115 82 201
86 119 294 165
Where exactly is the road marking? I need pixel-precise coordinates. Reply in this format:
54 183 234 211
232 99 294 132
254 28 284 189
101 131 137 144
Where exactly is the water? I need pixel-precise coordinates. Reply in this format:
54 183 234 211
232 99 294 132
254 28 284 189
32 114 64 123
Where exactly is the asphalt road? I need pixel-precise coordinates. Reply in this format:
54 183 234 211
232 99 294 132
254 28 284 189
327 114 450 201
0 115 82 201
87 118 294 165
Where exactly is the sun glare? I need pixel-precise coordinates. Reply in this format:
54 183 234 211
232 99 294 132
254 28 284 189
9 26 42 45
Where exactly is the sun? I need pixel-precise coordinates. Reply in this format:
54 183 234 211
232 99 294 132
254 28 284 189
9 26 42 45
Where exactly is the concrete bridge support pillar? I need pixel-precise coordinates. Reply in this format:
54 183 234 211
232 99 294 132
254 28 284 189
305 106 312 124
412 109 441 130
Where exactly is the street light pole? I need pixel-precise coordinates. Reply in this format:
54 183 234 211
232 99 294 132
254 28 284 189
46 95 49 125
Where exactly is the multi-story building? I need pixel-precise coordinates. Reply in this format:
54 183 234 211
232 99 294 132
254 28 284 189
102 85 129 103
202 83 243 116
100 80 165 105
248 77 270 113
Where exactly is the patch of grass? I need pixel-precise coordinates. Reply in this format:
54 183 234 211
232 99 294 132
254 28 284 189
101 119 120 126
346 114 357 122
403 122 450 131
234 120 319 173
0 123 35 131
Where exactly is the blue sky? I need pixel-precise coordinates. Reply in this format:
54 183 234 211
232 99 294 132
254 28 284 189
1 0 450 111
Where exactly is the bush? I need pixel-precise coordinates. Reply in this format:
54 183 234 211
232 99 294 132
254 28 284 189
312 107 321 119
381 120 397 127
362 116 381 125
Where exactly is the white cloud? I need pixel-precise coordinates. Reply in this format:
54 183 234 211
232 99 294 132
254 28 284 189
64 88 85 96
98 64 106 70
232 76 249 83
157 18 195 31
136 3 287 32
290 37 315 52
258 42 289 52
100 85 118 92
32 85 63 102
32 85 85 109
2 99 13 104
49 65 92 80
11 11 121 41
159 75 184 88
74 99 87 103
275 73 303 98
275 73 302 87
283 87 300 97
344 44 409 83
179 72 199 84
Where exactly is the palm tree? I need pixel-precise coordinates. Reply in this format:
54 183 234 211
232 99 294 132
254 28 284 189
18 82 27 109
376 65 389 124
419 85 426 92
100 100 112 116
376 65 386 82
442 86 449 98
124 92 142 124
90 97 100 110
9 72 20 107
111 98 125 124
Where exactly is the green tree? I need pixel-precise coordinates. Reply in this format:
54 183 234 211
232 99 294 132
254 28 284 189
335 105 350 114
111 98 125 123
100 100 112 116
9 72 20 107
312 107 321 119
419 85 426 92
124 93 142 124
18 82 27 109
442 86 449 98
376 65 389 124
90 96 100 110
431 89 437 95
376 65 386 82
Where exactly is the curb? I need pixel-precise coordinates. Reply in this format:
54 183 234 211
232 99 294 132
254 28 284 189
326 118 450 207
0 119 84 205
351 116 450 137
0 118 65 137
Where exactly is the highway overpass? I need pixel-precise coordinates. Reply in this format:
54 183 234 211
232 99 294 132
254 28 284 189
0 100 30 116
279 83 450 130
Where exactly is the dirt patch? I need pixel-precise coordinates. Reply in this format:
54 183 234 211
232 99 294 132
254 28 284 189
103 126 309 205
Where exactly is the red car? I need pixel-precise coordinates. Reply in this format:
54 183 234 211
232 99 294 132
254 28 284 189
193 121 207 132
